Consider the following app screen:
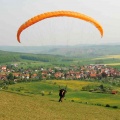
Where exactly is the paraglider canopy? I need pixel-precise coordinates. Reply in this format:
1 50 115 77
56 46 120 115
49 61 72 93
17 10 103 43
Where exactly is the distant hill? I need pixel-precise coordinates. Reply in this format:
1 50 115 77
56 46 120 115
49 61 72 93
0 45 120 58
0 50 63 64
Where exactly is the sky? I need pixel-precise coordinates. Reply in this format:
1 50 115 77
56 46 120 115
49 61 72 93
0 0 120 46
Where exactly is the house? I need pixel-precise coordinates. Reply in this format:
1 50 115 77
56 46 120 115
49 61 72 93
90 73 97 79
31 73 38 79
111 90 117 94
42 70 48 75
21 74 30 79
76 74 81 79
24 74 30 79
54 72 63 78
0 74 7 80
13 73 21 78
12 63 18 67
1 66 7 71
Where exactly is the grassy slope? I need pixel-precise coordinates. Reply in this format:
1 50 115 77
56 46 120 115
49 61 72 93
7 80 120 107
0 91 120 120
1 80 120 120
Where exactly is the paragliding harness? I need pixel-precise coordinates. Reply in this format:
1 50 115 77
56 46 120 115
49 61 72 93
59 85 67 102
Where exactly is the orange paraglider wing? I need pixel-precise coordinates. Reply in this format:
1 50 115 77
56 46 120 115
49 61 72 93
17 10 103 43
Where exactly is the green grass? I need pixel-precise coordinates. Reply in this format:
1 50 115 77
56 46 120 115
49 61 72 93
6 80 120 108
0 90 120 120
1 80 120 120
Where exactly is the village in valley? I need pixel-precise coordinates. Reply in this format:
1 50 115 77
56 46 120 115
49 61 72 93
0 63 120 82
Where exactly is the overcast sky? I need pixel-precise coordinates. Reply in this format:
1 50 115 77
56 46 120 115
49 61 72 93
0 0 120 46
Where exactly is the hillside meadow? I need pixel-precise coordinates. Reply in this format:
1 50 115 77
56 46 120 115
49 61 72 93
1 80 120 120
1 50 120 69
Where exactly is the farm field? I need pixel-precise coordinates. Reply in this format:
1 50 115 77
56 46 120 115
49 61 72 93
93 55 120 60
1 80 120 120
106 63 120 66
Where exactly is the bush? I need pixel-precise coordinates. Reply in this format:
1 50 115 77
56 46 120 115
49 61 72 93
2 85 8 90
71 100 74 102
112 106 118 109
105 104 110 107
41 91 45 96
97 103 102 106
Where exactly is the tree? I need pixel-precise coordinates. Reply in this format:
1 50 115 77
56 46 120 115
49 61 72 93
7 73 14 80
38 71 42 80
